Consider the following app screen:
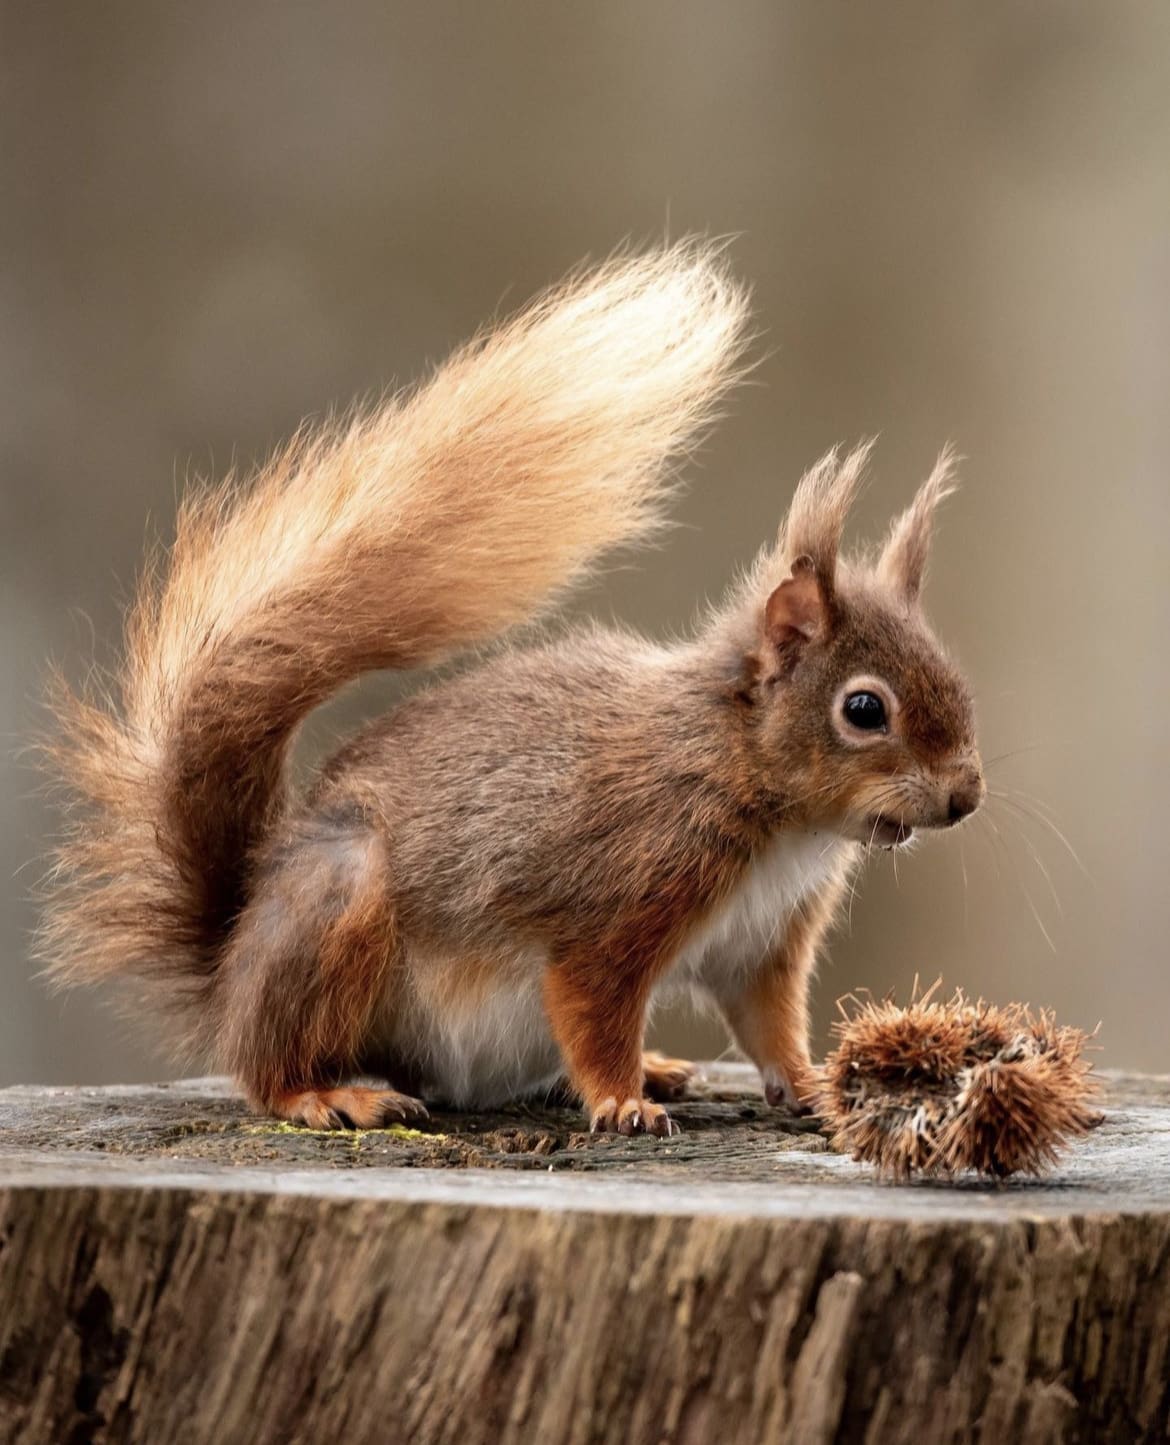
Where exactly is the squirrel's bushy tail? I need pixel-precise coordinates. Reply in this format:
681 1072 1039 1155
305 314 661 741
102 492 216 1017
39 241 751 1045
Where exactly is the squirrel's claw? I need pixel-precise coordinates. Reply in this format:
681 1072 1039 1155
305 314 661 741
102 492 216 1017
590 1095 679 1138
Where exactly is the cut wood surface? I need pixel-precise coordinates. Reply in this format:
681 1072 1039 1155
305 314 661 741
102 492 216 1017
1 1066 1168 1444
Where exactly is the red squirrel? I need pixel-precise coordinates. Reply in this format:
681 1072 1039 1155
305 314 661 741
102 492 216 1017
41 242 983 1137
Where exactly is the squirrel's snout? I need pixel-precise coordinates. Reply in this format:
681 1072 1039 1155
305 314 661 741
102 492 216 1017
947 791 977 824
944 762 985 825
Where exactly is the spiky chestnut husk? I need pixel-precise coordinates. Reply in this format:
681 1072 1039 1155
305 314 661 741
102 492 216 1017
817 988 1101 1180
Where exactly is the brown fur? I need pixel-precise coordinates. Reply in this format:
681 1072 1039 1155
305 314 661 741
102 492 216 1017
40 242 983 1135
213 807 400 1112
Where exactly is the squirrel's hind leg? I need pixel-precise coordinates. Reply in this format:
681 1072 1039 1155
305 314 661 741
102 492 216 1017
214 809 424 1130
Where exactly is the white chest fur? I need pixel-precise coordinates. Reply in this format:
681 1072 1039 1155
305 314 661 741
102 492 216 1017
661 830 853 1002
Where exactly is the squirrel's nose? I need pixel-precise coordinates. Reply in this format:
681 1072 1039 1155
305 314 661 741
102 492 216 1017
947 791 976 823
945 765 985 825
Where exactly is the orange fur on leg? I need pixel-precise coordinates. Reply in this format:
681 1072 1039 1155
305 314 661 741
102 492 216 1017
723 959 818 1112
544 954 679 1137
719 877 845 1114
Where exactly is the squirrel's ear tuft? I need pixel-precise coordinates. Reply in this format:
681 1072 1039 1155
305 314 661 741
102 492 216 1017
779 441 871 599
878 447 960 604
764 555 827 663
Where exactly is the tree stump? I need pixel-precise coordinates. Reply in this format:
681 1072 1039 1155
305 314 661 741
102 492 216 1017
1 1066 1167 1444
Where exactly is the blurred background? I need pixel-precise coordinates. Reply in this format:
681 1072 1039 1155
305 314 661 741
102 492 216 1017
4 2 1168 1085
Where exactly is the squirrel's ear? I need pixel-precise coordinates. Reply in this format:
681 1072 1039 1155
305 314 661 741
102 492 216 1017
764 555 827 659
779 441 871 595
878 447 959 604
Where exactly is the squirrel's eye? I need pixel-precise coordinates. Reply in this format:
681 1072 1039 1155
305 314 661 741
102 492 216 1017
843 691 887 732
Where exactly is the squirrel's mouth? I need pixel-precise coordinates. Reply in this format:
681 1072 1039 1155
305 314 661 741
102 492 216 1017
866 815 915 849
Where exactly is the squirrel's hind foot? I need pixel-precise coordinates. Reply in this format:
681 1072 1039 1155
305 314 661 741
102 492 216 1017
272 1085 430 1131
642 1050 699 1102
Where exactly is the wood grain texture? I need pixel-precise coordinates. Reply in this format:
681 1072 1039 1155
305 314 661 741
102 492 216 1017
1 1067 1168 1444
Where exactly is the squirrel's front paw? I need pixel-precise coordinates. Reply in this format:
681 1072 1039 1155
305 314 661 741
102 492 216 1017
763 1066 819 1117
590 1095 679 1137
